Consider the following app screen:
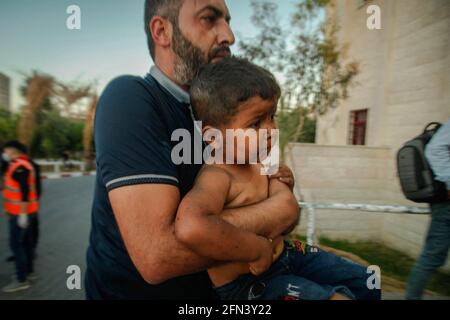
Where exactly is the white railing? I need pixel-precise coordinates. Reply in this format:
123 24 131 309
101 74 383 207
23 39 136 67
35 160 86 173
298 202 430 246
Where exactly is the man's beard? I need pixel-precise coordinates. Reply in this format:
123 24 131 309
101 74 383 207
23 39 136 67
172 23 231 86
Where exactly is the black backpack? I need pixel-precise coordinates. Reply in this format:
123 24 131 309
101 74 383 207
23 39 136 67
397 123 448 203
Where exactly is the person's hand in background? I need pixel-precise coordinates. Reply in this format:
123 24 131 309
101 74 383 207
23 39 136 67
17 213 29 229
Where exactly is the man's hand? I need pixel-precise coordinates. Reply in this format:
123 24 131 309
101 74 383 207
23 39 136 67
248 237 273 276
269 164 295 191
17 213 29 229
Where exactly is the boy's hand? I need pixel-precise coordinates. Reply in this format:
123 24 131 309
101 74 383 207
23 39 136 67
269 164 295 191
271 235 285 261
249 237 273 276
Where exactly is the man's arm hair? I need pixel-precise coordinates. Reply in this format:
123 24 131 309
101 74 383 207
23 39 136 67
110 173 299 285
174 167 267 263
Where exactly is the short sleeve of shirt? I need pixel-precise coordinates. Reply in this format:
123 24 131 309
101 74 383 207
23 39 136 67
95 75 179 192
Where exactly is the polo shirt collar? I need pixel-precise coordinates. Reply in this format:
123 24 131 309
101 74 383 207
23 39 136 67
149 66 190 104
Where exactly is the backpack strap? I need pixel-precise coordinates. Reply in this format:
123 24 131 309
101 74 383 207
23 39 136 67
424 122 442 133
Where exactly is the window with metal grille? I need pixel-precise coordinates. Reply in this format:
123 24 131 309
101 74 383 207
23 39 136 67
348 109 368 145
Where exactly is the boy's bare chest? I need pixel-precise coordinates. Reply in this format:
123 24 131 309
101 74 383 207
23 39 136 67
225 168 269 209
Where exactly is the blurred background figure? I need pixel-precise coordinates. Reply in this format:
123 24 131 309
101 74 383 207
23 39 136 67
406 118 450 300
1 141 41 293
3 146 41 263
61 151 73 171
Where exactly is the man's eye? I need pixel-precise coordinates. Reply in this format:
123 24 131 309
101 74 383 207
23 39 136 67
202 16 216 24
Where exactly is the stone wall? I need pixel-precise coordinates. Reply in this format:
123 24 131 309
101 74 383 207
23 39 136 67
285 143 450 271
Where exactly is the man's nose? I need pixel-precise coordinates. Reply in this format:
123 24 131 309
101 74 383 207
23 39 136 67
217 20 235 47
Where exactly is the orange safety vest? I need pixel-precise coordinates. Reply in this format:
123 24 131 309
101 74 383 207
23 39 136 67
2 157 39 215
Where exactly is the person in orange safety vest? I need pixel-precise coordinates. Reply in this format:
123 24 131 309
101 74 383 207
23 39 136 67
1 141 40 293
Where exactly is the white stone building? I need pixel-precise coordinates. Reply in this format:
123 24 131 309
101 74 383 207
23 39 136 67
286 0 450 270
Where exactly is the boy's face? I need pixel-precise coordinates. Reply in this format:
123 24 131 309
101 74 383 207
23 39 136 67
215 96 278 164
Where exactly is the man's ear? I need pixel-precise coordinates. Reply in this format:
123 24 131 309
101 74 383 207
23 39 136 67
150 16 172 50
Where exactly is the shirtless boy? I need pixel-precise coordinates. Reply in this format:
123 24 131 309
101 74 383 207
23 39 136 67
174 57 381 300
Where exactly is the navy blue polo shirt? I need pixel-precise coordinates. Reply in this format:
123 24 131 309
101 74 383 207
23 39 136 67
85 66 214 300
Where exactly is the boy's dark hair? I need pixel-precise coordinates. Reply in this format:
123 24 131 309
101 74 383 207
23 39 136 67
190 56 281 127
2 140 28 154
144 0 182 61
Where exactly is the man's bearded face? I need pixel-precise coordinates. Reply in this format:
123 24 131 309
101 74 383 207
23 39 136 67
172 22 231 86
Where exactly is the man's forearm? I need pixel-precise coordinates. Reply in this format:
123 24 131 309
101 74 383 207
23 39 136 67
175 211 265 263
147 223 218 283
148 218 266 284
154 189 299 283
220 190 300 239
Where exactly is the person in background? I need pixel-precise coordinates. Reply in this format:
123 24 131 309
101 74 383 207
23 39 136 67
406 118 450 300
3 147 41 263
1 141 40 293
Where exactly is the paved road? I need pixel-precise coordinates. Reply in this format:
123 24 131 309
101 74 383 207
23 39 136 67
0 176 448 300
0 176 94 300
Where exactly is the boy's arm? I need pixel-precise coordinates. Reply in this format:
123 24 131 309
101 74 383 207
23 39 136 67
175 167 272 263
221 178 300 239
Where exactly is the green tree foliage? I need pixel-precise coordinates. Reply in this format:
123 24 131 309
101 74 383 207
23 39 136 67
239 0 359 155
277 108 316 149
12 73 87 159
30 105 84 159
0 83 85 159
0 109 19 145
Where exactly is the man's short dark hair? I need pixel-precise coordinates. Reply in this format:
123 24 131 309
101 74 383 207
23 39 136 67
144 0 183 61
190 56 281 127
2 140 28 154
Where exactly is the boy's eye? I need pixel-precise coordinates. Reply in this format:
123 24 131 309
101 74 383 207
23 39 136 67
250 120 261 129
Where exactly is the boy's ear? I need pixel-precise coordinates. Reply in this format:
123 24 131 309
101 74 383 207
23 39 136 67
202 125 224 148
202 125 215 144
202 125 213 136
